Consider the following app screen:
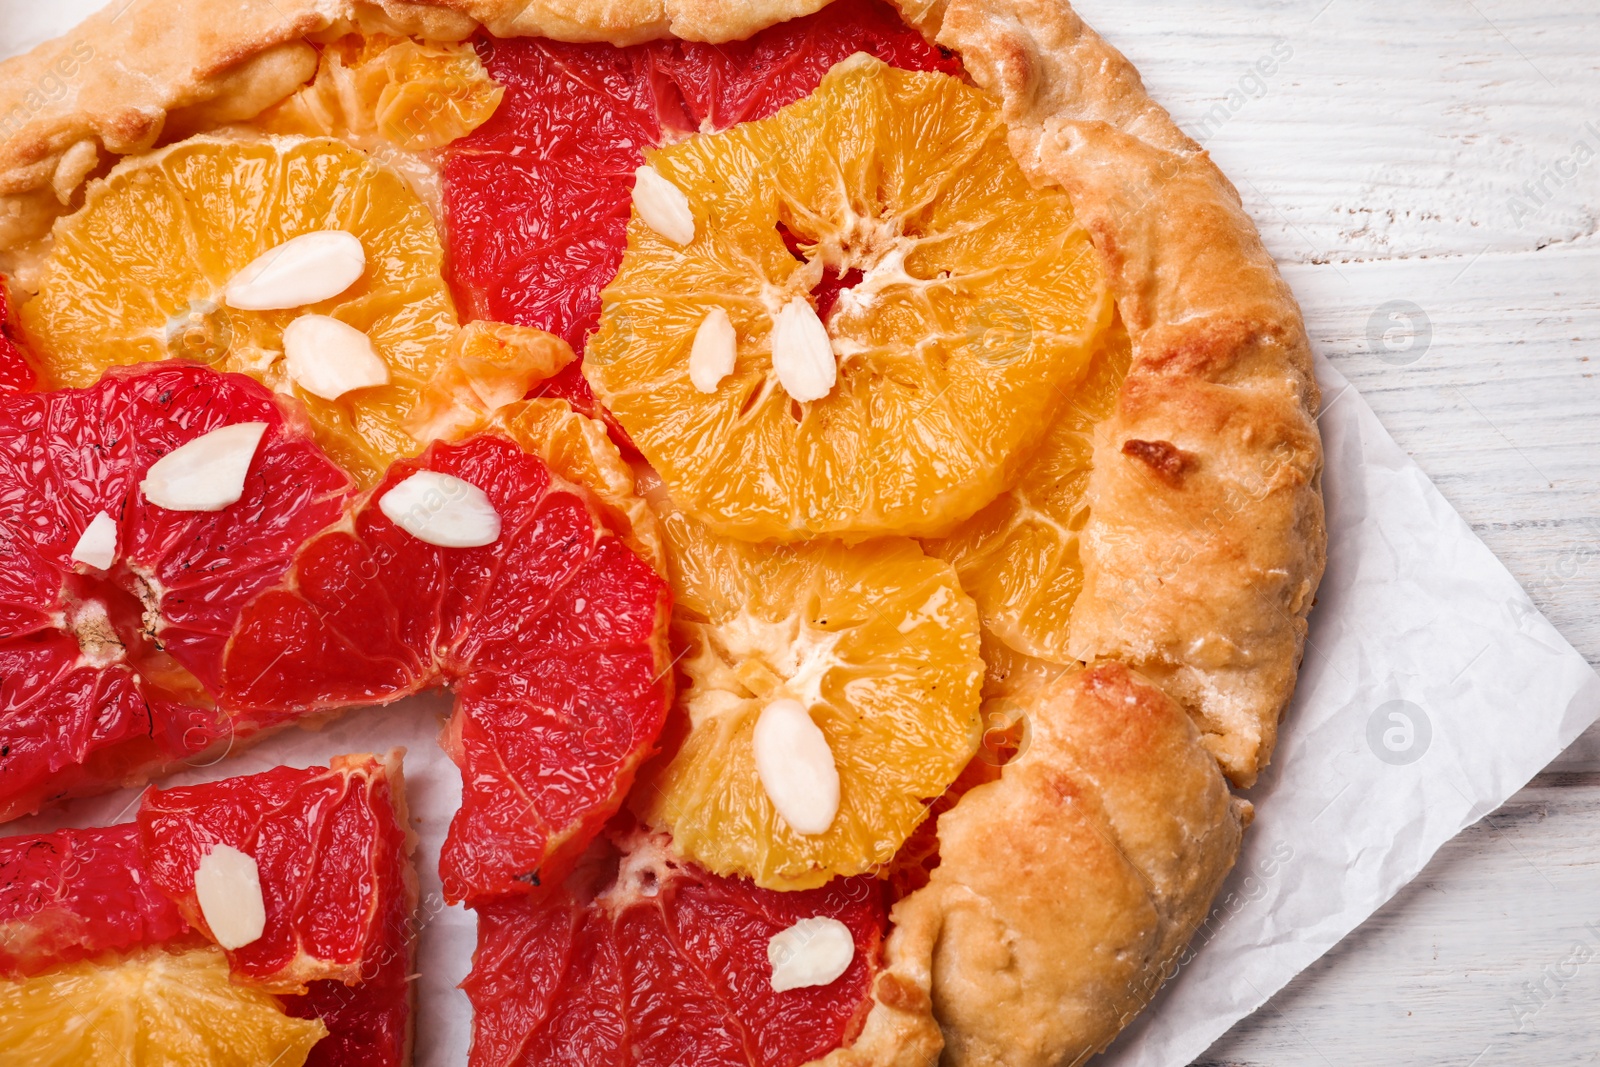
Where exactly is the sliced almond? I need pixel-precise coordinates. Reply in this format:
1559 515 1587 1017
379 470 502 548
70 511 119 570
768 917 855 992
688 308 737 393
752 697 840 836
140 423 268 512
282 314 390 400
224 231 366 311
194 843 267 950
770 297 836 403
632 164 695 246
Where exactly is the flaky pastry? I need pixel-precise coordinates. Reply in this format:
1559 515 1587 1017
0 0 1324 1063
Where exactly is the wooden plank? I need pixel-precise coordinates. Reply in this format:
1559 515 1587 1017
1072 0 1600 260
1053 1 1600 1061
1199 768 1600 1065
3 1 1598 1062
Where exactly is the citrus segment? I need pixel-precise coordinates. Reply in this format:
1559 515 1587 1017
220 434 671 903
585 55 1111 542
472 399 666 577
0 364 352 823
925 319 1133 662
0 754 415 1067
19 135 460 483
441 0 957 355
633 489 982 890
138 753 413 993
0 281 34 393
0 944 328 1067
0 825 190 979
256 34 504 151
407 321 576 443
648 0 962 130
463 826 885 1067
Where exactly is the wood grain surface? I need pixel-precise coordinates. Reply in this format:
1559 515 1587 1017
2 0 1597 1062
1062 0 1600 1061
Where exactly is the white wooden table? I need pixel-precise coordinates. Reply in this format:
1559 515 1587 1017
4 0 1598 1062
1061 0 1600 1061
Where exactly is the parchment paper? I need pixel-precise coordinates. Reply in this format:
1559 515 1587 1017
1099 356 1600 1065
5 6 1600 1062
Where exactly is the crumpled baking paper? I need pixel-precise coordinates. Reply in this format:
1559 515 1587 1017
15 359 1597 1067
7 11 1600 1060
1098 356 1600 1066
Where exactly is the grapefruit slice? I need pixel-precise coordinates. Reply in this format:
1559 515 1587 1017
924 320 1133 662
0 280 34 394
441 397 668 578
0 753 415 1067
19 135 460 484
0 363 352 823
139 753 413 994
440 0 958 408
0 824 191 978
463 825 885 1067
220 433 672 904
632 489 983 891
585 54 1110 542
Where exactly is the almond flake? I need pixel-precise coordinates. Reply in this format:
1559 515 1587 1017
140 423 268 512
770 297 836 403
380 470 502 548
283 314 390 400
632 164 695 245
70 511 119 570
688 308 737 393
195 844 267 950
768 917 855 992
752 697 840 836
224 231 366 311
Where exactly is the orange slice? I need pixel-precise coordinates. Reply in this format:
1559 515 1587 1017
0 945 327 1066
405 322 665 575
633 485 984 890
255 33 503 151
406 319 576 443
20 135 459 484
585 54 1111 542
925 319 1132 662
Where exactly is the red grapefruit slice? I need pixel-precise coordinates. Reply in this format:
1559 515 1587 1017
0 281 33 394
441 0 959 366
139 753 413 993
0 823 191 978
463 825 885 1067
0 753 415 1067
221 433 672 905
0 363 353 823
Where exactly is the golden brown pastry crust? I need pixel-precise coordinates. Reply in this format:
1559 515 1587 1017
0 0 1323 1063
0 0 827 248
897 659 1244 1067
918 0 1326 788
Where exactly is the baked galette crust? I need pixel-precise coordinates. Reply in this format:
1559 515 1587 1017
0 0 1324 1063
